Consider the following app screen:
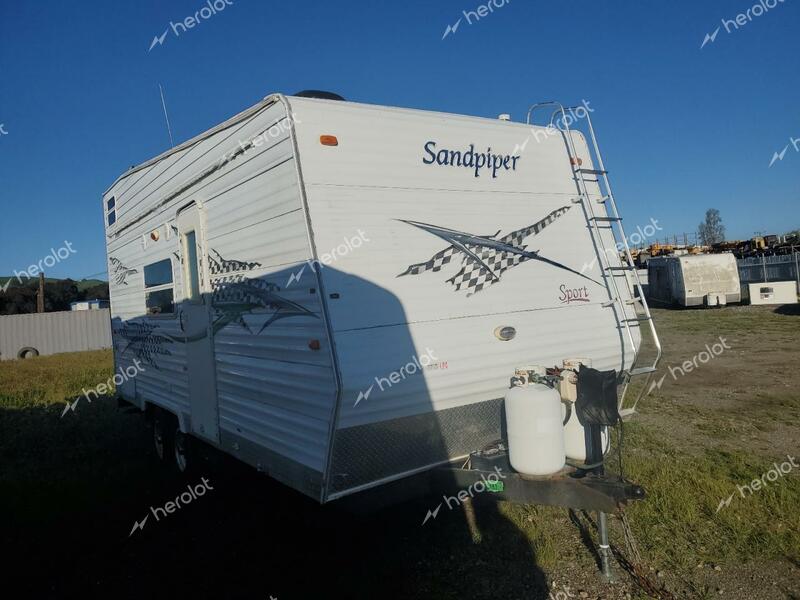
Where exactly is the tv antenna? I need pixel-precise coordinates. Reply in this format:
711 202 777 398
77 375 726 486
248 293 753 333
158 83 175 147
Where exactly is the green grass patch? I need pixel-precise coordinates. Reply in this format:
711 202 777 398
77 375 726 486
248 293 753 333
622 422 800 570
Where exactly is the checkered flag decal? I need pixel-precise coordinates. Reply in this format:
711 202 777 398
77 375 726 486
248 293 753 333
208 249 262 276
400 206 572 296
398 244 458 276
205 249 267 304
211 275 281 305
114 321 171 369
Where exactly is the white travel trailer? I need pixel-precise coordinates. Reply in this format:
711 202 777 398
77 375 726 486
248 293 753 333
647 253 741 307
103 91 659 523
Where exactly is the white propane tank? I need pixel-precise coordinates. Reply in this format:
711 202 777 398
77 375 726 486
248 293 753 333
505 371 566 476
560 358 609 462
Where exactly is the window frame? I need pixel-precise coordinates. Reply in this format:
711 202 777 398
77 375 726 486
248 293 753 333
106 196 116 227
143 257 176 317
181 229 203 304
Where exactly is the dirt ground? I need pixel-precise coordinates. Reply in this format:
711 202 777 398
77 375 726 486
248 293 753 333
1 304 798 599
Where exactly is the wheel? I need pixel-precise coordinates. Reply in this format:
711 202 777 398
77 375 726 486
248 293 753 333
173 428 193 474
153 409 175 462
17 347 39 359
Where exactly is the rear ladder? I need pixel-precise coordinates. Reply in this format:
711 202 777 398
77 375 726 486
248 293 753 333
527 102 662 417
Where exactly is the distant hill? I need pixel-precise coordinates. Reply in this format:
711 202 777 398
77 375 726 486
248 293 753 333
0 277 109 315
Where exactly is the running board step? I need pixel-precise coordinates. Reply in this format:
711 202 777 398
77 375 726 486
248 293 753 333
576 168 608 176
590 216 622 222
605 266 634 271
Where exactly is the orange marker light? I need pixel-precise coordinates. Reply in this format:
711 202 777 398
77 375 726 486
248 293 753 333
320 135 338 146
308 339 321 350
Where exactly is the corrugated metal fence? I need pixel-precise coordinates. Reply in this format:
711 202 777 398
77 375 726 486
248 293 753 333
738 254 800 287
0 309 112 360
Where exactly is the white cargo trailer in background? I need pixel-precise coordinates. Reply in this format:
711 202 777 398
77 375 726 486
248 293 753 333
102 92 658 506
745 281 798 305
648 253 741 307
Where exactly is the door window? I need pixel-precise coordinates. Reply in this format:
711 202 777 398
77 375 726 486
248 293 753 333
183 230 202 302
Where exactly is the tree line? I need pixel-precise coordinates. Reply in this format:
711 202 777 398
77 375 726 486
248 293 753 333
0 279 109 315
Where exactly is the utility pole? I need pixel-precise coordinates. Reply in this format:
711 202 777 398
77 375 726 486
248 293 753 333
37 272 45 313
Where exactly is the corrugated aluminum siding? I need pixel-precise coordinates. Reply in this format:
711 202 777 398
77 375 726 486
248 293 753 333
289 97 639 431
104 97 337 483
0 309 111 360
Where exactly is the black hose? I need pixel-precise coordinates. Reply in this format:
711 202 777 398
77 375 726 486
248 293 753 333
562 401 572 426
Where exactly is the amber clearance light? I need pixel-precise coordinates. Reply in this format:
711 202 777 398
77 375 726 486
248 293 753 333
319 135 338 146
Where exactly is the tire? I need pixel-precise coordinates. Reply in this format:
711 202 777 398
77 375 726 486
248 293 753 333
173 428 193 474
17 347 39 359
153 409 176 463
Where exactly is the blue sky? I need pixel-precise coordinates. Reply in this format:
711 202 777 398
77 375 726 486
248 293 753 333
1 0 798 280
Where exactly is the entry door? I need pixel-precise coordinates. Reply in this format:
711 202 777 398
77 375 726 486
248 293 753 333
176 203 220 443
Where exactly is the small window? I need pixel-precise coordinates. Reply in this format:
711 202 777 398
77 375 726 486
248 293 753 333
760 287 773 294
106 196 116 227
143 258 175 315
144 259 173 288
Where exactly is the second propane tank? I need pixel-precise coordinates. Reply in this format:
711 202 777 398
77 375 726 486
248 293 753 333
505 367 566 476
560 358 609 462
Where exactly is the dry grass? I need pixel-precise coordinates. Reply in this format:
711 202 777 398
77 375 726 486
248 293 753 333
0 349 113 409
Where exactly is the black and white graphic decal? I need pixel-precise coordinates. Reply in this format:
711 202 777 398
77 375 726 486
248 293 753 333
114 321 172 369
114 249 317 358
398 206 598 296
109 257 138 286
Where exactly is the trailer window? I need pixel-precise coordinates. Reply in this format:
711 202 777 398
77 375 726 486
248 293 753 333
143 258 175 315
106 196 116 226
145 288 175 315
144 259 173 288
